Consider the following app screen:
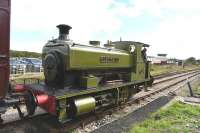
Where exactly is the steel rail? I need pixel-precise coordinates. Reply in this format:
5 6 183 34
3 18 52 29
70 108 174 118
0 70 200 132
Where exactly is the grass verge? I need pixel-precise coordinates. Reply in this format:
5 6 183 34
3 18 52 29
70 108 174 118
130 101 200 133
150 65 200 76
193 84 200 96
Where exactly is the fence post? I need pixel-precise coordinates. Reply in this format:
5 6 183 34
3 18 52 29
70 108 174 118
144 82 148 92
187 81 194 97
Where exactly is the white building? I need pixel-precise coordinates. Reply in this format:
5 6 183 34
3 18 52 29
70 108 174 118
148 54 168 64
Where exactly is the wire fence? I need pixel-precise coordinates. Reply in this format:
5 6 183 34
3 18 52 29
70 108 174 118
10 65 43 74
10 57 43 74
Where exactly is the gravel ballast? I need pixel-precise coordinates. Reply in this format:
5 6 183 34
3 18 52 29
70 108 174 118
92 96 173 133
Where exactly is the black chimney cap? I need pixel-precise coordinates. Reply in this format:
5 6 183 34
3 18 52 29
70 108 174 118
56 24 72 35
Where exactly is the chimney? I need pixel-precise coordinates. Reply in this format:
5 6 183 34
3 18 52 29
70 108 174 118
56 24 72 40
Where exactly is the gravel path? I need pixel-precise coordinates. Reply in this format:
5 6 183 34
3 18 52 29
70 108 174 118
92 96 173 133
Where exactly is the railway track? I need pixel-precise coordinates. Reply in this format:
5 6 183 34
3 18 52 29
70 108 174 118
90 74 200 133
0 70 200 133
71 70 200 133
153 68 200 79
153 70 199 85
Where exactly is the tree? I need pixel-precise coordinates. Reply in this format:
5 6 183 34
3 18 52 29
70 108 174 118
185 57 196 65
10 50 41 58
196 59 200 65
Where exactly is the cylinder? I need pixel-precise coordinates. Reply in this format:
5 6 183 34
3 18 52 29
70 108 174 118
73 96 95 116
0 0 10 99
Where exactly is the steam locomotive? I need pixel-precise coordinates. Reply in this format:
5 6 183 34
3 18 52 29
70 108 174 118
25 24 153 122
0 0 153 123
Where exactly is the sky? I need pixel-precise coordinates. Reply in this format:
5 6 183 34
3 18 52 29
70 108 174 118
11 0 200 59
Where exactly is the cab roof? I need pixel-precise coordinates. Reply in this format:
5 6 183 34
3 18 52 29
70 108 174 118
111 41 149 47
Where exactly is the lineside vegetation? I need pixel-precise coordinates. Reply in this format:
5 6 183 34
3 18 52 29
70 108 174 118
130 101 200 133
151 64 200 76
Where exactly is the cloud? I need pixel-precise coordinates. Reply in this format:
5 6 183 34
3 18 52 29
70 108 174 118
10 40 43 52
123 15 200 59
111 0 200 17
11 0 122 50
110 0 200 59
11 0 200 59
11 0 121 36
148 15 200 59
